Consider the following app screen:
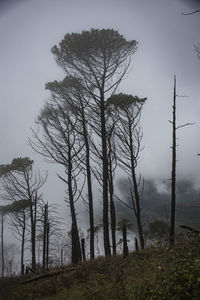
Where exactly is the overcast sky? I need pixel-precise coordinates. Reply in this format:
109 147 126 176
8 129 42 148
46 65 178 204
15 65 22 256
0 0 200 217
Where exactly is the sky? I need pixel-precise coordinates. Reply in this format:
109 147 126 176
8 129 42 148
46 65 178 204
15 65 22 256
0 0 200 226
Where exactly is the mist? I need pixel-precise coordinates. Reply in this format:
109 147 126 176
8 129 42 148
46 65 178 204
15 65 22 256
117 177 200 229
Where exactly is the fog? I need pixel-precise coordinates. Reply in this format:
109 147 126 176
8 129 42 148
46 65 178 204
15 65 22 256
0 0 199 262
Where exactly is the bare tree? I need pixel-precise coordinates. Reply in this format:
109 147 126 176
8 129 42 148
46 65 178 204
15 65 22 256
169 76 194 247
49 235 71 267
7 200 29 275
170 76 177 247
107 93 146 249
37 201 63 270
0 157 47 271
51 29 138 257
45 77 95 259
30 104 83 264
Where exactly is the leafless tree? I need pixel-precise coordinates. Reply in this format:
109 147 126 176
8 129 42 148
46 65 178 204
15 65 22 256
30 104 83 264
37 201 64 270
7 200 29 275
0 158 47 271
45 77 95 259
107 93 146 249
169 76 194 247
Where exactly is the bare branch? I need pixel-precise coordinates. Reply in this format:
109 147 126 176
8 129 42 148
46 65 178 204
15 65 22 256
176 122 195 130
181 10 200 15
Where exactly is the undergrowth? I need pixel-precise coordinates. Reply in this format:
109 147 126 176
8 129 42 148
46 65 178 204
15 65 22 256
1 234 200 300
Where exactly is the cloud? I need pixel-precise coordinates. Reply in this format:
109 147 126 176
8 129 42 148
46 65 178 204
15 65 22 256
0 0 28 15
117 177 200 228
179 0 200 9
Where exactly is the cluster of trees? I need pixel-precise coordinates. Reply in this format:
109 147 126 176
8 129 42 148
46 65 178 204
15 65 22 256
28 29 147 264
32 29 147 261
0 158 66 276
1 27 193 274
0 29 147 274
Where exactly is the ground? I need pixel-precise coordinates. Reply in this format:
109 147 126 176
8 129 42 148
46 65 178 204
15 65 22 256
1 233 200 299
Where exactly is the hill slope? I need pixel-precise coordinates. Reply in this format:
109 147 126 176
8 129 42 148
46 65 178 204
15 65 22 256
1 235 200 300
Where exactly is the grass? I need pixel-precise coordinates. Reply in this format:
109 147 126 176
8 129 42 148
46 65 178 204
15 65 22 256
1 234 200 299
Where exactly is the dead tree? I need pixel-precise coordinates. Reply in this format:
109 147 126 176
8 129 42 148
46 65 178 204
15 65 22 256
169 76 194 247
170 76 177 247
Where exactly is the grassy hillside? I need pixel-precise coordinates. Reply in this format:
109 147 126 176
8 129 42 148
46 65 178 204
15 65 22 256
1 234 200 300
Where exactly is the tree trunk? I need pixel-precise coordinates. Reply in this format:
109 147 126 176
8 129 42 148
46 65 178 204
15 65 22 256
1 212 4 278
107 135 116 256
135 237 139 251
29 197 36 271
61 248 63 267
43 204 48 270
122 224 129 257
130 162 144 250
46 221 50 269
71 222 81 264
21 213 26 275
81 105 95 259
81 238 86 261
32 224 36 271
68 149 82 264
129 123 144 250
100 97 111 257
110 196 116 255
170 76 176 247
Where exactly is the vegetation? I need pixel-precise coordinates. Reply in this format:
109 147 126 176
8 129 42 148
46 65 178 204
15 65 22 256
1 234 200 299
0 26 198 299
29 28 145 261
0 158 47 273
